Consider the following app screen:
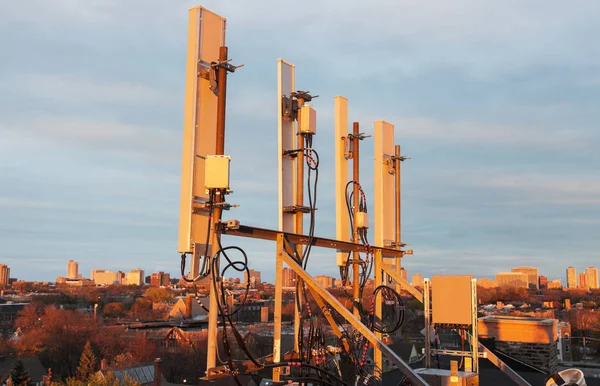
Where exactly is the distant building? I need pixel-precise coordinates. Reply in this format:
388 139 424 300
400 268 408 281
511 266 539 289
67 260 79 279
56 276 95 287
496 272 528 288
0 303 27 336
578 273 588 289
282 268 296 287
0 264 10 289
477 278 497 289
244 269 261 288
150 272 170 287
315 275 334 289
585 266 599 289
539 275 548 289
411 273 423 288
125 269 145 286
547 279 562 289
566 267 577 289
91 270 121 285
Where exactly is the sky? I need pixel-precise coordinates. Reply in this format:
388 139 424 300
1 1 600 284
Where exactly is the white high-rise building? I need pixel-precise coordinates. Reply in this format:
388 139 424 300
566 267 577 289
585 267 599 289
91 270 121 285
496 272 528 288
125 269 145 286
67 260 79 279
511 266 539 289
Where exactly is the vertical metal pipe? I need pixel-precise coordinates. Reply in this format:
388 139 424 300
374 249 383 380
207 45 229 373
352 122 360 317
294 109 304 352
394 145 402 294
273 234 284 382
424 278 431 368
471 278 479 373
215 46 228 155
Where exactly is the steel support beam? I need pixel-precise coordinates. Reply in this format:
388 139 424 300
381 263 423 303
279 251 429 386
221 225 404 257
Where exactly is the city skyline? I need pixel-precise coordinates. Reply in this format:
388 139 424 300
1 1 600 283
6 259 597 291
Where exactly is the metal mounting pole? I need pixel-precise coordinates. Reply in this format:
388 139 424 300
471 278 479 373
352 122 360 317
206 46 229 373
374 249 383 380
294 111 304 353
394 145 402 294
424 278 431 369
273 234 284 382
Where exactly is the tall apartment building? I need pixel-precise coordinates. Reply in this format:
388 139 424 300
125 269 145 286
411 273 423 288
539 275 548 289
511 266 539 289
496 272 528 288
150 272 171 287
578 273 588 289
91 270 121 285
400 268 408 281
282 268 297 287
585 267 599 289
315 275 334 289
67 260 79 279
244 269 261 287
0 264 10 289
566 267 577 289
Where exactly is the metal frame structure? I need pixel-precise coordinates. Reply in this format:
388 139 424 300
176 6 534 386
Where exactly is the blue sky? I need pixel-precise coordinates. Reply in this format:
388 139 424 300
1 1 599 283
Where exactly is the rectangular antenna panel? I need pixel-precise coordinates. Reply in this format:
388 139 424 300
278 59 297 232
177 6 226 273
373 121 395 257
432 275 474 326
334 96 350 266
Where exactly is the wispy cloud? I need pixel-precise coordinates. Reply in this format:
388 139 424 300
0 116 180 164
3 74 180 107
465 172 600 205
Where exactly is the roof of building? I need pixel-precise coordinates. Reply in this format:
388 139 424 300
0 303 27 314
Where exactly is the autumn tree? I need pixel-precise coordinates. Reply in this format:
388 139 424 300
143 287 174 303
102 303 126 318
76 341 97 381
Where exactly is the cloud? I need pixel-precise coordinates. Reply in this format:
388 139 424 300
0 116 180 164
3 74 180 107
465 172 600 205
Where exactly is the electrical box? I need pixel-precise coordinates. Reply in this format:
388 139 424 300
204 155 231 189
356 211 369 229
299 104 317 134
432 275 474 326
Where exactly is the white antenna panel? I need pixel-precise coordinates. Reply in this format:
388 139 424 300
177 7 226 277
334 96 350 265
373 120 395 256
277 59 297 233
